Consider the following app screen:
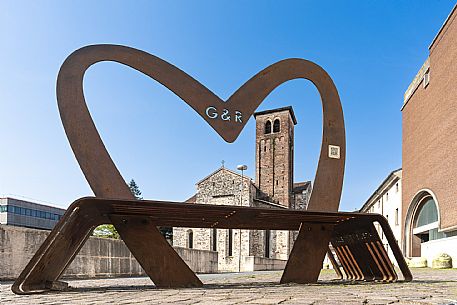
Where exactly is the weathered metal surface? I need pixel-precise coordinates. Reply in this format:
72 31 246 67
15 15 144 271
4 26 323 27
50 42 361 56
56 44 344 288
54 44 345 213
281 223 335 283
12 44 409 294
45 281 69 291
56 45 344 287
12 198 412 294
330 216 412 282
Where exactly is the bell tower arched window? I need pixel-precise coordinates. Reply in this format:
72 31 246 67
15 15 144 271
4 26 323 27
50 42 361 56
273 119 280 133
264 121 272 134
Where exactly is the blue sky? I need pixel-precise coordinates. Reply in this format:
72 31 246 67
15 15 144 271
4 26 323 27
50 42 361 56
0 1 455 210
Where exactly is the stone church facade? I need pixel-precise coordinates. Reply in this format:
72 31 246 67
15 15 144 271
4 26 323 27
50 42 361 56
173 106 312 272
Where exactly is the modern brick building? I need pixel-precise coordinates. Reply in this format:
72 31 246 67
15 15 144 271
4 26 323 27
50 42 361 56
401 5 457 264
173 106 312 272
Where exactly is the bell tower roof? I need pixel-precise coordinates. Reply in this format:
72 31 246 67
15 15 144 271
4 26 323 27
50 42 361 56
253 106 297 125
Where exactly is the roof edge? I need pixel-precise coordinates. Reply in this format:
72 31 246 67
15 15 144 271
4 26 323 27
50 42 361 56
359 168 402 212
429 3 457 52
253 198 288 209
254 106 297 125
0 195 66 210
402 58 430 110
196 166 253 185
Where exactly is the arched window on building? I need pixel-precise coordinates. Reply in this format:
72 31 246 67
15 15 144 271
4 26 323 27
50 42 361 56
273 119 280 133
407 192 457 257
187 229 194 249
264 121 272 134
228 229 233 256
413 197 443 243
212 228 217 251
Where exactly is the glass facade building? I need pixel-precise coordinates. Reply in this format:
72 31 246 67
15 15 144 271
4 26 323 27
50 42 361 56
0 197 65 230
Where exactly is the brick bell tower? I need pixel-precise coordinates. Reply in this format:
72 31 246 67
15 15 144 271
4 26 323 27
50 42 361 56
254 106 297 207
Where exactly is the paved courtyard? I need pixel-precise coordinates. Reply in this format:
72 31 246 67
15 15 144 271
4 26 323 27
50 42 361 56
1 268 457 305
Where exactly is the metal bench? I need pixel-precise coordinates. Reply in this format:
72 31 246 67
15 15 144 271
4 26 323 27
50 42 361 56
12 198 411 294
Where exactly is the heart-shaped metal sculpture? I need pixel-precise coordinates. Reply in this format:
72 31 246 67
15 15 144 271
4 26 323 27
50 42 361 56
11 45 346 294
55 44 345 287
13 46 414 295
57 44 345 211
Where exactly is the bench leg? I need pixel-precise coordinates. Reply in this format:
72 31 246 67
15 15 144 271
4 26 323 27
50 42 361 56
281 223 334 284
12 202 103 294
330 216 412 282
375 216 412 281
327 248 343 279
110 215 202 288
12 198 202 294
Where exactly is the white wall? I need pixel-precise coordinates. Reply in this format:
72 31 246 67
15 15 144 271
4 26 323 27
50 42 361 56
0 212 6 224
383 180 402 261
421 236 457 267
243 256 286 271
0 224 219 280
368 178 402 263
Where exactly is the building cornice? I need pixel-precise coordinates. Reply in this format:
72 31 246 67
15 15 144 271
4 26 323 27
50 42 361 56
403 4 457 111
359 169 402 212
401 58 429 110
253 106 297 125
429 3 457 52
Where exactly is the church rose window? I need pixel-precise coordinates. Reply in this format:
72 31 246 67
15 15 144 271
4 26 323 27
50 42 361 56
273 119 280 133
264 121 272 134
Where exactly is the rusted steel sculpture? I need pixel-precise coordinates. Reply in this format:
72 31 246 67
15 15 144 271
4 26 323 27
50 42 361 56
12 45 411 294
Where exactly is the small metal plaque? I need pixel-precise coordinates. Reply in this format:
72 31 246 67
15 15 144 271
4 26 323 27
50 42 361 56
328 145 340 159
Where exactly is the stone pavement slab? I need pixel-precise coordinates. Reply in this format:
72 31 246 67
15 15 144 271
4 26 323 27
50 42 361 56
1 268 457 305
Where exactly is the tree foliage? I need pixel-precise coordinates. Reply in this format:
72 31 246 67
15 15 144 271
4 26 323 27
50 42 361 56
92 224 120 239
128 179 143 200
92 179 173 241
92 179 143 239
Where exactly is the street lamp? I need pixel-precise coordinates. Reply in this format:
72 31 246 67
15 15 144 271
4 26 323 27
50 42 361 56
236 164 247 272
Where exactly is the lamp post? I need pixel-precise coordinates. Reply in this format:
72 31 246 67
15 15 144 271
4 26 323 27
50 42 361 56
236 164 247 272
